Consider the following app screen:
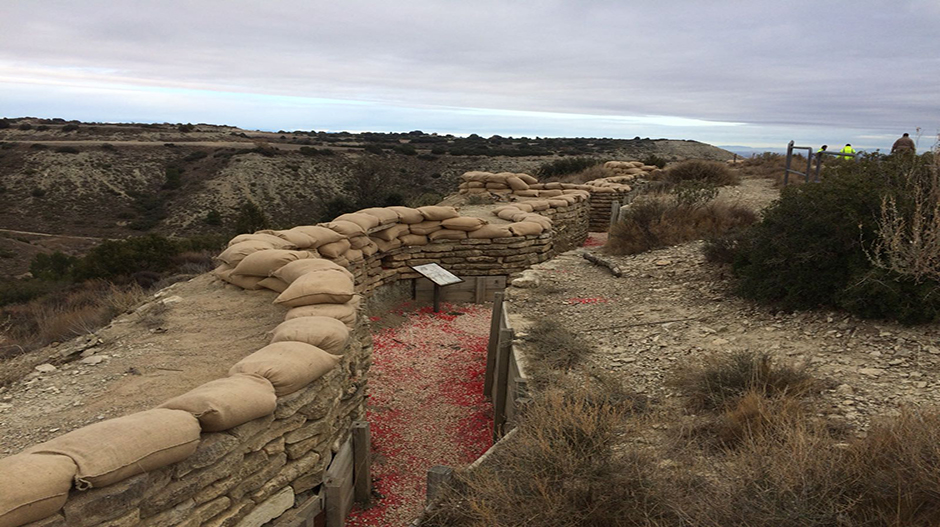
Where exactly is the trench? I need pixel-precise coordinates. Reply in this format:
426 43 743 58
346 302 494 526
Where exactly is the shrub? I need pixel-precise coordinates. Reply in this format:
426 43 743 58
536 157 602 179
30 187 47 198
205 208 222 226
563 164 611 183
183 151 208 162
233 200 270 234
397 144 417 155
363 144 383 155
641 154 667 169
605 196 757 255
665 159 739 186
54 146 80 154
30 252 78 281
672 180 719 207
733 154 940 323
0 279 64 307
162 166 182 190
72 235 180 281
525 318 594 374
128 193 167 231
18 123 32 131
0 119 9 129
703 229 750 265
430 146 446 155
29 143 47 150
61 123 79 132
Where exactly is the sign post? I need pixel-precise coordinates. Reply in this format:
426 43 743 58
410 263 463 312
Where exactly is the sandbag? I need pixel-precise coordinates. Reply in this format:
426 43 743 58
285 296 360 328
257 276 289 293
442 217 488 231
523 214 553 230
333 213 379 231
358 207 399 225
291 225 347 246
227 233 298 250
387 206 425 224
272 229 316 249
370 237 403 252
0 453 76 527
159 374 277 432
497 208 522 221
326 220 366 237
371 224 410 242
317 239 352 259
273 259 354 283
360 242 378 256
505 176 528 191
270 316 350 355
548 199 568 208
514 202 534 212
215 267 264 290
28 409 200 489
428 229 468 241
514 190 539 197
468 225 514 239
541 189 564 197
527 200 551 211
217 240 274 266
274 271 355 307
348 235 370 249
508 222 544 236
345 248 364 262
409 220 442 235
229 342 340 396
466 181 485 189
232 250 311 277
517 174 538 184
399 234 429 246
417 206 459 221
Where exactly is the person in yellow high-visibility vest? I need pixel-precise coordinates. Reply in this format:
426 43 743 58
840 143 855 160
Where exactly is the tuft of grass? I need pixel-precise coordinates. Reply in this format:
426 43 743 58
605 196 758 256
671 351 818 412
665 159 740 186
524 318 594 374
562 163 612 183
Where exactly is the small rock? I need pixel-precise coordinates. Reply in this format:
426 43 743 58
34 363 57 373
711 338 729 346
859 368 886 377
161 295 184 305
888 359 904 366
0 403 11 412
924 345 940 355
81 355 107 365
835 384 854 395
915 381 928 388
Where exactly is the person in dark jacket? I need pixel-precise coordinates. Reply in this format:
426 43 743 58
891 133 916 154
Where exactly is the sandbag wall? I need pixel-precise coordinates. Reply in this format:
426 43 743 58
0 201 591 527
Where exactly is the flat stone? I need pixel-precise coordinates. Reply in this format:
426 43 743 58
80 355 107 365
234 487 294 527
34 363 57 373
176 497 232 527
175 433 240 478
63 473 150 527
230 453 287 501
250 450 322 503
859 368 886 377
20 514 67 527
204 500 253 527
140 498 194 527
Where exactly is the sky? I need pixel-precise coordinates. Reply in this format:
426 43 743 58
1 0 938 151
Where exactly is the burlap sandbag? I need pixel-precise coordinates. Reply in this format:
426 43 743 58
541 189 564 197
371 224 410 242
523 214 553 229
514 190 539 197
526 200 551 211
506 176 528 191
409 220 442 235
517 174 538 184
497 208 522 221
514 202 535 212
548 199 568 208
345 248 364 262
229 342 340 396
291 226 346 247
28 409 200 489
270 316 350 355
468 225 513 239
159 374 277 432
466 181 485 189
317 239 352 259
485 182 508 190
359 207 399 225
387 206 425 224
257 276 289 293
325 220 366 237
348 235 371 249
417 206 459 221
508 222 544 236
215 267 264 290
217 240 274 266
361 242 378 256
370 237 402 252
285 296 360 328
232 250 311 277
272 229 316 249
0 453 76 527
428 229 468 241
333 213 379 231
227 233 297 250
273 259 354 283
274 271 355 307
399 234 429 246
442 217 488 231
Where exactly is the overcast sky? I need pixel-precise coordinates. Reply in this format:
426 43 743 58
1 0 938 150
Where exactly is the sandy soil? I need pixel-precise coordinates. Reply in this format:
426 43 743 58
0 274 286 456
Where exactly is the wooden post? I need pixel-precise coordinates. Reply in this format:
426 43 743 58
426 465 454 504
483 292 503 399
352 421 371 507
474 276 485 304
493 327 513 441
609 200 620 230
432 283 441 312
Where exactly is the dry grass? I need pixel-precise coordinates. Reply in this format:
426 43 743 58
605 196 758 256
561 164 613 184
665 160 740 186
524 318 594 374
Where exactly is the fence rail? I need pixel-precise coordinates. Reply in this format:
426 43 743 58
483 292 530 440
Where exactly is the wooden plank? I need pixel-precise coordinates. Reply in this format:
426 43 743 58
483 292 504 399
493 327 513 440
352 421 371 507
474 276 485 304
426 465 454 504
325 439 354 527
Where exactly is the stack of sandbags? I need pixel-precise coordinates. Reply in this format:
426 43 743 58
458 171 538 195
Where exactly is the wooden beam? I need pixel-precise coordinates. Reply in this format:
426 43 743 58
352 421 371 507
483 292 504 399
493 327 514 441
474 276 485 304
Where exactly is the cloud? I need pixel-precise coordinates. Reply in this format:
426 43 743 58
0 0 937 149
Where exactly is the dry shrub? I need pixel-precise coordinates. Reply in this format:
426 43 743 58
561 164 612 184
605 196 758 256
666 159 740 186
524 318 593 374
422 382 676 527
171 250 215 275
671 351 818 412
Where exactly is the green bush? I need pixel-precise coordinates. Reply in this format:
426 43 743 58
72 235 180 281
733 154 940 323
233 201 270 234
205 209 222 226
61 123 79 132
162 166 182 190
537 157 602 178
641 154 667 169
30 252 78 281
183 151 208 162
666 160 739 186
54 146 80 154
30 187 46 198
0 279 65 307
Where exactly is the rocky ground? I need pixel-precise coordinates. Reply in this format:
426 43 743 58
506 178 940 435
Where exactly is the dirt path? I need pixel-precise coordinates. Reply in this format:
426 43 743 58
347 303 493 526
508 177 940 434
0 228 103 241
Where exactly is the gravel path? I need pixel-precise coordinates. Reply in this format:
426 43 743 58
347 304 493 526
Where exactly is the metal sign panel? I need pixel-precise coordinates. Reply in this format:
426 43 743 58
410 263 463 287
